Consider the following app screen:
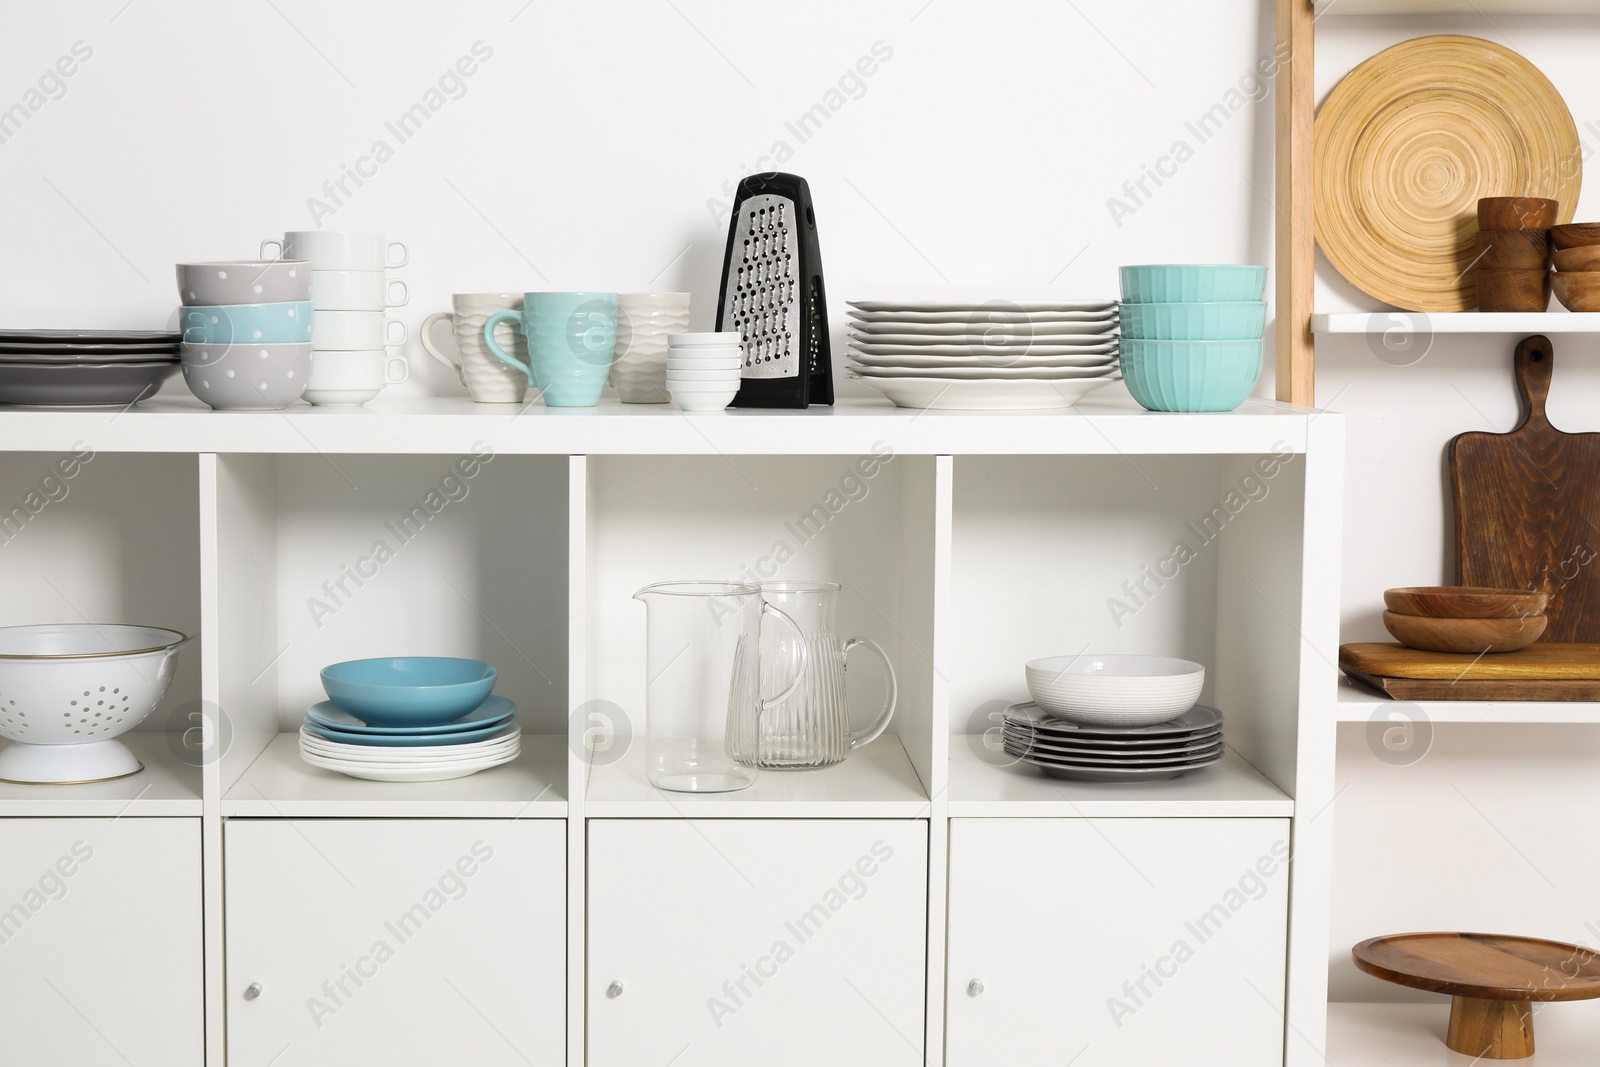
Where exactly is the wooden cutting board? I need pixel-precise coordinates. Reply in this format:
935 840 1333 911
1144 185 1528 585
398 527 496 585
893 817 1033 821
1451 335 1600 642
1342 641 1600 679
1342 666 1600 701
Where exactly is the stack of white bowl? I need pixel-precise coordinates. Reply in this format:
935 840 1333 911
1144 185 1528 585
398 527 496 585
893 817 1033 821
260 231 411 407
666 332 743 411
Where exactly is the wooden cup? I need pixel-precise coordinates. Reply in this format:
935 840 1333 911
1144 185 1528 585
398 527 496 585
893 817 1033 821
1552 271 1600 313
1478 197 1559 230
1553 246 1600 272
1476 268 1552 312
1551 222 1600 250
1475 229 1552 270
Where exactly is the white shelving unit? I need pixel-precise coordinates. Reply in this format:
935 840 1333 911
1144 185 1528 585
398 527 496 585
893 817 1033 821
1337 678 1600 723
0 396 1345 1067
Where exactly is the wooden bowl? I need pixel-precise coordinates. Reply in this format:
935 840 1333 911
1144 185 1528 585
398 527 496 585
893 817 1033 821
1475 267 1551 312
1552 271 1600 312
1384 586 1548 618
1475 229 1551 270
1554 245 1600 272
1551 222 1600 249
1383 610 1547 653
1478 197 1558 230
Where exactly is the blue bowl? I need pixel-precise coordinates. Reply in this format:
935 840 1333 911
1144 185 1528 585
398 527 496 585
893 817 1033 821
320 657 497 727
179 301 313 345
1119 339 1262 412
1118 301 1266 340
1119 265 1267 304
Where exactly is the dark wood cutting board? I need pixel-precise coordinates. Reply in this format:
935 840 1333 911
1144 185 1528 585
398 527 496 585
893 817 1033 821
1451 335 1600 642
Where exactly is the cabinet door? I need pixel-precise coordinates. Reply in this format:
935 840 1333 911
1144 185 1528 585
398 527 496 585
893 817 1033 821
588 819 927 1067
947 818 1290 1067
225 819 565 1066
0 818 202 1065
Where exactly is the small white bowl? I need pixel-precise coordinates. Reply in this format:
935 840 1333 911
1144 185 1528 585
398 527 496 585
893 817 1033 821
669 332 742 346
669 386 737 411
1024 655 1204 726
667 368 742 382
667 353 743 367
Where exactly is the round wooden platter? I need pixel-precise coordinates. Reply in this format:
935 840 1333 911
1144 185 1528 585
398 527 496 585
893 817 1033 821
1353 932 1600 1058
1315 35 1580 312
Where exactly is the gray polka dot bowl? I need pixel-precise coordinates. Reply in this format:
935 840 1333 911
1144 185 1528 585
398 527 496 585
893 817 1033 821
179 301 313 345
176 260 312 306
182 341 312 410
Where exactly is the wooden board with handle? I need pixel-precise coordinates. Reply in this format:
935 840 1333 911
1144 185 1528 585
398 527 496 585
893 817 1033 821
1342 641 1600 680
1451 335 1600 642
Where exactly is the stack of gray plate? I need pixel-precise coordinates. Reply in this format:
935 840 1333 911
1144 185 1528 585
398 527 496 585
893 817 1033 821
0 330 180 407
1001 701 1224 781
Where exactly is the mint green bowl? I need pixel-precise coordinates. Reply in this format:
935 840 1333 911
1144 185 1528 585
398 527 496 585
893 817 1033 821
1119 339 1262 412
1119 265 1267 304
1118 301 1266 340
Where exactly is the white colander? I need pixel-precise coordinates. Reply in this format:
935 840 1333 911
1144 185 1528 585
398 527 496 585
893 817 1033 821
0 624 193 783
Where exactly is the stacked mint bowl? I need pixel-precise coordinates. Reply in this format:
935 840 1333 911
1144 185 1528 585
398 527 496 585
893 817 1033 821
1118 265 1266 412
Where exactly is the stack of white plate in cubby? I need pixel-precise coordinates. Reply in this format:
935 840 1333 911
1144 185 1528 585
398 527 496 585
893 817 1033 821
298 697 520 782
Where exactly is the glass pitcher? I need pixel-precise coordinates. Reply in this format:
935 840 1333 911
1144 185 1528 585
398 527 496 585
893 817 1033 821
728 580 897 769
633 581 808 793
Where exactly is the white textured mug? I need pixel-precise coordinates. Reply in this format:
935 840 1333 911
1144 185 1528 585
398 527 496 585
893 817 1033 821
313 310 406 350
611 292 691 403
421 292 530 404
302 349 409 407
310 270 408 310
262 231 407 271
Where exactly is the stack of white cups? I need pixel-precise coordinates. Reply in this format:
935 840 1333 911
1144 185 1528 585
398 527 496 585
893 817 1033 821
665 332 743 411
261 231 411 407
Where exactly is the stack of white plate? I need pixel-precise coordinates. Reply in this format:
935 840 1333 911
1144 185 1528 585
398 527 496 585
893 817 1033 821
845 300 1120 410
298 696 520 782
1002 701 1224 782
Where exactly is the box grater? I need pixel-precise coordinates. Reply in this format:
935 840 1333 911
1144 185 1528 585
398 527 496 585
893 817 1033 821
715 172 833 407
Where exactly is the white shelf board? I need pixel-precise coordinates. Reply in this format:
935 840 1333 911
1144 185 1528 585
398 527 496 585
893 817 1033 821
221 732 567 817
947 742 1293 817
584 733 930 818
0 396 1320 457
1312 311 1600 335
1337 677 1600 723
1328 1001 1600 1063
1314 0 1600 13
0 732 200 816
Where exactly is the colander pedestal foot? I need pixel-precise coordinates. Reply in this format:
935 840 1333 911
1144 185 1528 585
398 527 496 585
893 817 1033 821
0 738 143 784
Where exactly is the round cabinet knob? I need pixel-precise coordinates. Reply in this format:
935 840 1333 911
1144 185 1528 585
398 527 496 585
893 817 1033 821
606 981 624 999
243 982 263 1001
967 979 984 997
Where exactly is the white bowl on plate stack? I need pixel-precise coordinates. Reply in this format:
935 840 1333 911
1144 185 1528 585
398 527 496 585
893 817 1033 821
845 299 1121 410
666 332 743 411
1025 655 1204 726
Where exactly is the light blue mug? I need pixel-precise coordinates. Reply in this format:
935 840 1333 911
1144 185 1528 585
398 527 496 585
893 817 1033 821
483 292 616 407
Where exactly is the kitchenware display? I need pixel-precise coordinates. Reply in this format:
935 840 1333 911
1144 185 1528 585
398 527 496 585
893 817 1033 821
320 656 497 726
1476 268 1551 313
727 581 896 769
715 172 833 408
1353 932 1600 1059
311 310 405 351
1479 197 1560 231
422 293 530 404
1001 701 1224 782
1381 611 1547 653
1384 586 1549 618
633 581 808 793
1117 266 1268 304
1452 336 1600 643
665 332 742 411
180 342 312 410
611 292 691 404
301 349 410 407
177 260 312 305
845 299 1120 410
1024 655 1206 726
1340 642 1600 700
1551 271 1600 312
179 300 313 346
0 623 192 784
1474 229 1552 271
1314 36 1580 312
1119 266 1265 412
0 361 179 407
261 231 408 272
308 270 407 311
483 292 616 407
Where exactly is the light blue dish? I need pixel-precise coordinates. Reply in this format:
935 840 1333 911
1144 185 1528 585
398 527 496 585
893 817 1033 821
305 695 515 735
1119 266 1267 304
1118 301 1266 340
320 656 498 726
1119 339 1262 412
303 719 517 747
179 300 314 345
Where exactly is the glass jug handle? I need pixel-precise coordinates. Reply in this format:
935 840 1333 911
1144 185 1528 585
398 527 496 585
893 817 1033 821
844 636 897 750
757 602 809 710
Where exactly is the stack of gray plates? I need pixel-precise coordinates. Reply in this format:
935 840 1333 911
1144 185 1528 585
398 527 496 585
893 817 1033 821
0 330 180 407
1002 701 1224 782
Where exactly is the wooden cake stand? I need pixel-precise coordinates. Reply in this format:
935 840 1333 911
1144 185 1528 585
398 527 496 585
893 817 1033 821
1353 932 1600 1058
